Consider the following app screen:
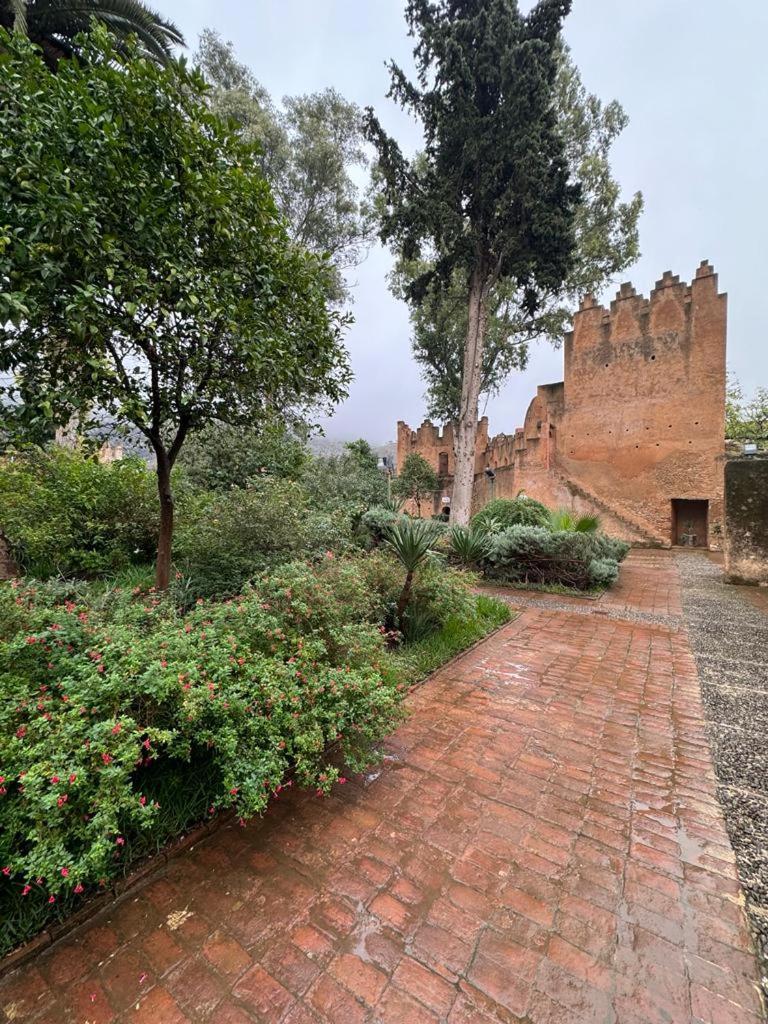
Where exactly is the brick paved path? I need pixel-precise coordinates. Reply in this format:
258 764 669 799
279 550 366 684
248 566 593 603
1 553 763 1023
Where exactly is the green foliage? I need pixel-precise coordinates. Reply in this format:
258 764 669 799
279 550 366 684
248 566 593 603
548 507 600 533
0 562 405 945
0 28 349 587
472 497 551 533
390 46 642 422
392 594 512 686
0 447 158 577
588 557 619 588
302 440 388 519
359 506 401 546
195 29 372 304
178 421 310 491
0 0 184 67
391 453 438 516
174 481 354 600
385 517 442 630
726 373 768 444
448 525 493 567
483 525 621 591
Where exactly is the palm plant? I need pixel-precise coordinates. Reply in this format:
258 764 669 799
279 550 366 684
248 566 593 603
384 518 439 631
549 507 600 533
1 0 185 67
448 524 492 567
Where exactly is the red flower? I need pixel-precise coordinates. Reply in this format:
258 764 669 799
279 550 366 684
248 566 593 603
111 723 121 735
60 867 69 878
69 773 77 783
21 885 31 897
15 726 26 739
2 867 10 877
139 795 147 806
50 775 60 784
48 895 56 904
115 836 125 846
101 752 113 765
57 795 68 807
74 883 84 894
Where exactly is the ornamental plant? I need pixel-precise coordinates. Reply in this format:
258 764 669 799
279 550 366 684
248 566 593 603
0 564 405 934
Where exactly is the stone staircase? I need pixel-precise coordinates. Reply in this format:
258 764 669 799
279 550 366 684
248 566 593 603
552 469 669 547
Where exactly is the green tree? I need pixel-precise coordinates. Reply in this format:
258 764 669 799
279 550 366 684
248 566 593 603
195 29 372 303
392 453 438 518
366 0 580 525
303 440 387 515
0 29 350 589
390 46 642 422
179 420 311 491
1 0 184 66
726 374 768 442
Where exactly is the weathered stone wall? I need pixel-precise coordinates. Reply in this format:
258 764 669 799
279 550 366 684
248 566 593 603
397 261 727 546
724 456 768 584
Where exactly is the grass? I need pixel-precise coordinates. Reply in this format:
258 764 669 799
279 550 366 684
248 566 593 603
389 594 513 687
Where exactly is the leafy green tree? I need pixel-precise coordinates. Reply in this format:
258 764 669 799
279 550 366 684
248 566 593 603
195 29 372 303
385 517 440 630
0 29 350 589
1 0 184 67
390 46 642 422
303 440 387 515
366 0 580 525
392 453 438 518
178 421 310 491
726 374 768 442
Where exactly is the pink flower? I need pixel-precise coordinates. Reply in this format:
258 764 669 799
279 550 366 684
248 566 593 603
15 726 26 739
48 895 56 904
229 787 238 796
57 795 68 807
50 775 60 784
60 867 69 878
74 883 84 894
111 723 121 735
21 885 31 896
69 773 77 783
139 795 146 806
115 836 125 846
1 867 10 877
101 752 112 765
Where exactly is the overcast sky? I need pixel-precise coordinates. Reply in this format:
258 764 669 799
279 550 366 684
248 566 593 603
163 0 768 444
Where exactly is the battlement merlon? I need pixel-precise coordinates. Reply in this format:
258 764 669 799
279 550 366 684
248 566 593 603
567 260 726 353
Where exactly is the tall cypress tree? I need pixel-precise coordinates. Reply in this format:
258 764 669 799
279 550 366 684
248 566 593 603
366 0 581 524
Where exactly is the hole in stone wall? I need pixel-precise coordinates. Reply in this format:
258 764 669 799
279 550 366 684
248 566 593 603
651 355 656 360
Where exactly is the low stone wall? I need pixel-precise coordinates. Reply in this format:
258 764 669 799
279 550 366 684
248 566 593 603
724 455 768 583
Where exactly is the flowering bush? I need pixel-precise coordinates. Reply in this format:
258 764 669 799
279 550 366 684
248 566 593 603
0 565 404 932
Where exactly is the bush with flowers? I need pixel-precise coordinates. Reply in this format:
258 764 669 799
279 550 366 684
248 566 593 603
0 556 408 953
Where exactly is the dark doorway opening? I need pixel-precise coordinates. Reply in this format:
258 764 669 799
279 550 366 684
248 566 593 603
671 499 709 547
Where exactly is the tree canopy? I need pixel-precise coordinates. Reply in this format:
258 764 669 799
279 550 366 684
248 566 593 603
392 453 439 517
195 29 372 304
390 46 642 422
1 0 184 67
0 28 350 587
366 0 580 524
726 375 768 443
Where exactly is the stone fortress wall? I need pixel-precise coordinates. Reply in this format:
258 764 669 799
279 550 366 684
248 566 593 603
398 260 728 548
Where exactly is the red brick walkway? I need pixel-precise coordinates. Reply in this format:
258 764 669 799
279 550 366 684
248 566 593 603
1 554 762 1023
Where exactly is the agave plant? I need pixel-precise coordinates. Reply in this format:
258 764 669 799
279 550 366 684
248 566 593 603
384 517 440 631
1 0 185 67
448 524 492 566
548 507 600 533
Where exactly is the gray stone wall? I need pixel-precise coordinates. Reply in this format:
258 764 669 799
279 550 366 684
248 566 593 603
724 455 768 584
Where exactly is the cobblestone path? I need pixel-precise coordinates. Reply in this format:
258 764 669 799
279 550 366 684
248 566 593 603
1 552 762 1023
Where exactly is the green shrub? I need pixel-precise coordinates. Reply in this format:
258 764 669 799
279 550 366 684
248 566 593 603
0 567 404 934
0 447 158 578
472 496 550 533
588 557 619 587
483 525 623 590
448 524 493 566
302 440 388 519
174 481 354 599
359 506 401 546
548 507 600 533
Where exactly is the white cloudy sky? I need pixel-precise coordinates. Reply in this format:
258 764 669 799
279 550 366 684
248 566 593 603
162 0 768 444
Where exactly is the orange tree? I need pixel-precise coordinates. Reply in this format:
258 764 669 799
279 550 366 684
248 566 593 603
0 28 350 588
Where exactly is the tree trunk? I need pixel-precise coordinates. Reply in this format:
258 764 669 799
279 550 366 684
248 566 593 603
396 570 414 632
155 449 174 591
452 264 489 525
